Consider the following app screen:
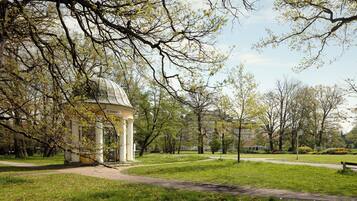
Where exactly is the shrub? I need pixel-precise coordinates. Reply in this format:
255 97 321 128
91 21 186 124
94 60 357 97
337 167 357 176
209 138 221 154
297 146 313 154
320 148 350 155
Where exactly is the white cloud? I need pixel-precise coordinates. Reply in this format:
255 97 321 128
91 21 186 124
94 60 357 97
238 53 271 65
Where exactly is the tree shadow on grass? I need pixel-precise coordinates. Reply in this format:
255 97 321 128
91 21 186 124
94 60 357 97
68 183 242 201
0 175 32 185
0 164 85 173
132 160 233 175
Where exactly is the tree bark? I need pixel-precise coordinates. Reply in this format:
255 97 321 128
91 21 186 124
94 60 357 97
268 131 274 152
237 120 242 163
221 132 226 154
197 113 204 154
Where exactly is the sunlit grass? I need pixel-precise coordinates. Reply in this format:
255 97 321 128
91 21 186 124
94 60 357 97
0 169 266 201
127 159 357 196
0 154 64 165
135 153 209 164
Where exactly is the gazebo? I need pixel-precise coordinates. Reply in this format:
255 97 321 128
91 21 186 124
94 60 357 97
64 77 134 164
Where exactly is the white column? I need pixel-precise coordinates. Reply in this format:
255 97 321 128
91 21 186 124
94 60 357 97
126 119 134 161
119 119 127 162
71 120 80 162
95 120 104 164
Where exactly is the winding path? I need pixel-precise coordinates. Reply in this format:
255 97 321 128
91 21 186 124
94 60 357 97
1 160 356 201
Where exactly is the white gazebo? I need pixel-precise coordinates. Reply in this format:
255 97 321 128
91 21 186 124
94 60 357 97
64 77 135 164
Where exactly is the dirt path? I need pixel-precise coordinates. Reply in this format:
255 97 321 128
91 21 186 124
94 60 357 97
1 160 356 201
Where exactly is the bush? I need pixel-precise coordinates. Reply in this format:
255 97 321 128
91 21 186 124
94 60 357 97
320 148 350 155
297 146 313 154
209 138 221 154
337 167 357 176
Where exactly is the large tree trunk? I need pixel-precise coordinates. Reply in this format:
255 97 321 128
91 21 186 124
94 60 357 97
278 129 284 151
177 131 183 154
221 132 226 154
291 129 297 152
13 112 28 158
268 131 274 151
317 119 326 148
197 114 204 154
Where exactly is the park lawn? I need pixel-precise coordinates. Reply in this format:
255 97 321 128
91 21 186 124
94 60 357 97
135 153 209 164
0 154 64 165
240 154 357 164
201 153 357 164
0 169 268 201
127 159 357 197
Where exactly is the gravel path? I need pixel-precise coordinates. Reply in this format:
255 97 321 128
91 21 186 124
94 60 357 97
1 160 356 201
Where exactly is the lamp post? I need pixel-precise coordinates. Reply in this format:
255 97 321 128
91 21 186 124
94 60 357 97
296 129 303 160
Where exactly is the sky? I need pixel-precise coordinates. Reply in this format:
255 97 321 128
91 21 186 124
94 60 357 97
212 0 357 132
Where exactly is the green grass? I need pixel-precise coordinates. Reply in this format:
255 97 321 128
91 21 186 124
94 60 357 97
127 159 357 196
135 153 209 164
0 168 268 201
0 154 64 165
198 153 357 164
161 151 357 165
240 154 357 164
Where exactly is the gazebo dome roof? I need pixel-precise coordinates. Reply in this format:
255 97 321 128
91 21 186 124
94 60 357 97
84 77 132 108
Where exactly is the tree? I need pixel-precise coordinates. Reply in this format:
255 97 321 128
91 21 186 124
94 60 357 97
275 78 300 151
257 0 357 69
228 64 259 163
135 85 182 156
215 94 234 154
346 125 357 148
259 91 279 151
0 0 253 155
209 135 221 154
186 83 214 154
315 85 344 148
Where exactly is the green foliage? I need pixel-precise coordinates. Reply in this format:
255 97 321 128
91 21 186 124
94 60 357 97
337 168 357 176
297 146 313 154
346 126 357 148
209 138 221 154
320 148 350 155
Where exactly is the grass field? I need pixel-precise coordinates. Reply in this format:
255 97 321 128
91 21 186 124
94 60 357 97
0 168 269 201
0 154 64 165
1 153 357 198
1 152 355 165
134 153 209 164
127 159 357 196
239 154 357 164
173 152 357 165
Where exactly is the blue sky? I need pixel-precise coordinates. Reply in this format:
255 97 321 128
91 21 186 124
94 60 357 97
214 0 357 132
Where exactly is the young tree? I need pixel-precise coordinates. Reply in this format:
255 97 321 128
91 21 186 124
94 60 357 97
229 65 259 163
215 94 234 154
135 86 183 156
